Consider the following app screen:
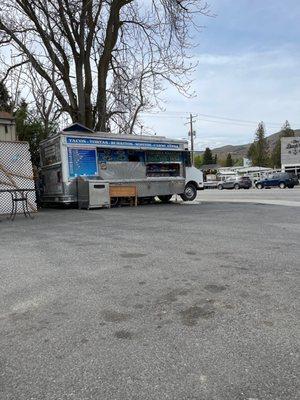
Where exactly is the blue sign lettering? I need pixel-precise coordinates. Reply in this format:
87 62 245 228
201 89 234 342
66 137 181 149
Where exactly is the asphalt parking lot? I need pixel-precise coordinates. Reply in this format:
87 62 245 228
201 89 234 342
194 186 300 207
0 193 299 400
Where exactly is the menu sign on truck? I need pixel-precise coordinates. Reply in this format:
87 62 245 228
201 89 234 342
67 148 97 178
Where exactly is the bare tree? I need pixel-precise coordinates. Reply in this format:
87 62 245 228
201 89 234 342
26 66 62 134
0 51 28 112
109 41 163 135
0 53 62 133
0 0 211 132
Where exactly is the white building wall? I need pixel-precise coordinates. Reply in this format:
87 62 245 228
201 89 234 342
281 137 300 178
0 118 17 141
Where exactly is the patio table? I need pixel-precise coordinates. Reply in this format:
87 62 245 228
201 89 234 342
0 188 35 221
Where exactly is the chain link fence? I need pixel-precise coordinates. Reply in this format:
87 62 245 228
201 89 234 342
0 141 37 215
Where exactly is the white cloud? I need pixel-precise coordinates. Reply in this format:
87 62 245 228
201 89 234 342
141 45 300 150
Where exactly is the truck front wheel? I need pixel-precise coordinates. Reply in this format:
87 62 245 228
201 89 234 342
180 183 197 201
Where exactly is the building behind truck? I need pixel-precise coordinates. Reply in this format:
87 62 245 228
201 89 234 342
281 136 300 179
39 124 203 208
0 112 16 142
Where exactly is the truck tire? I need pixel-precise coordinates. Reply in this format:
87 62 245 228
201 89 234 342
158 195 172 203
180 183 197 201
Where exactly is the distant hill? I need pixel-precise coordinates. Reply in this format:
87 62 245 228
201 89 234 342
198 129 300 160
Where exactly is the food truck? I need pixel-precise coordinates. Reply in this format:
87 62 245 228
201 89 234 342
39 123 203 208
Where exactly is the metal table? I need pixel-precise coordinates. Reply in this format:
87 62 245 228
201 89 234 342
0 189 35 221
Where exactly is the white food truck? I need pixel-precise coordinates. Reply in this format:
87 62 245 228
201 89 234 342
39 123 203 207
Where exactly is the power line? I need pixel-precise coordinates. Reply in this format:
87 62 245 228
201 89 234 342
141 113 186 120
196 113 281 126
141 114 280 128
198 118 273 128
140 111 298 127
150 113 280 126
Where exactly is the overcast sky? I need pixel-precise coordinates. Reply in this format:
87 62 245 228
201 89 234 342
141 0 300 150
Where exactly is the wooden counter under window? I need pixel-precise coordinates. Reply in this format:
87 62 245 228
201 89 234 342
109 185 138 207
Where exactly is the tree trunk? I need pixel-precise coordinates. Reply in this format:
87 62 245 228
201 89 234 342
95 0 131 131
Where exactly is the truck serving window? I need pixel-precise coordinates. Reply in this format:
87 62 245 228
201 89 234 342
146 150 183 163
42 141 61 166
97 148 145 162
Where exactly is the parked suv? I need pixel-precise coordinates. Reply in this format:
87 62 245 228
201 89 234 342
255 172 298 189
217 176 252 190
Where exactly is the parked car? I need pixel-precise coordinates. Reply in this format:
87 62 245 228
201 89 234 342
217 176 252 190
255 172 298 189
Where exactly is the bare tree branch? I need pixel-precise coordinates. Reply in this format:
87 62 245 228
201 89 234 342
0 0 211 132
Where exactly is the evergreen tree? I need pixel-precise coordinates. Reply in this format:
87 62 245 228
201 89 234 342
14 100 53 166
281 120 295 137
202 147 214 165
271 121 294 168
213 154 218 164
194 154 203 169
255 122 268 166
225 153 233 167
247 143 256 160
248 122 268 167
0 81 11 111
14 99 28 136
234 158 243 166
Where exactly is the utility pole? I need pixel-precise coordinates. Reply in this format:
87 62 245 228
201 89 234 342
187 113 197 165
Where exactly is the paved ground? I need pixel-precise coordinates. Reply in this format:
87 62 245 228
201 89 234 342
0 196 299 399
192 186 300 207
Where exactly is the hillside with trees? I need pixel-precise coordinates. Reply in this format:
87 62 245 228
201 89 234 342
197 123 300 166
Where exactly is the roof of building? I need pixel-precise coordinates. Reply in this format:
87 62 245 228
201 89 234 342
0 111 14 120
62 122 94 133
200 164 220 170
